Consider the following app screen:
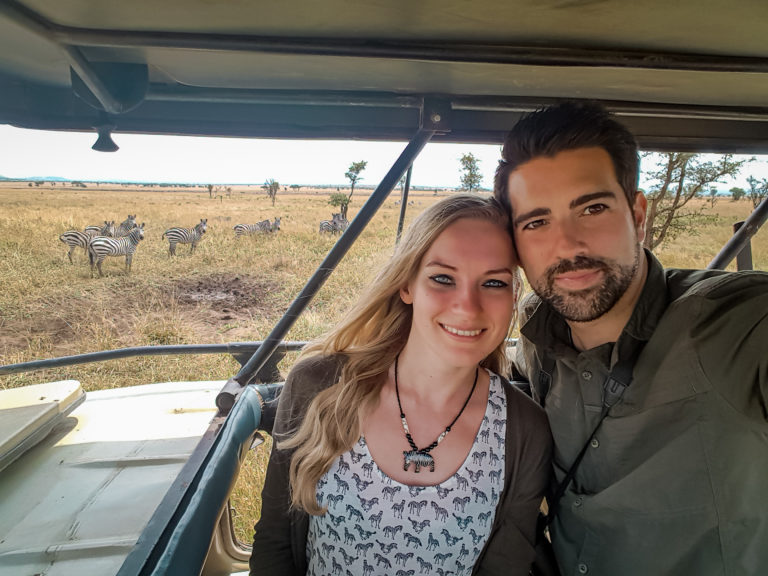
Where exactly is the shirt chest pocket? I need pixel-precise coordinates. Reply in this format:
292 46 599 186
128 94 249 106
594 390 716 515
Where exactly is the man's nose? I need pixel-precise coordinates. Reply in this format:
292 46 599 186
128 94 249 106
554 219 588 258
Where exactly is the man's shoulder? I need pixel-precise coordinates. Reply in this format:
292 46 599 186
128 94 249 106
665 267 768 303
518 290 543 327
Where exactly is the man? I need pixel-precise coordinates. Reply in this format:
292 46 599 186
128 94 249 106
494 101 768 576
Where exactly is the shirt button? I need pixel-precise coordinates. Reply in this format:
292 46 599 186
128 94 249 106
581 370 592 380
578 563 589 574
590 438 599 449
573 497 583 508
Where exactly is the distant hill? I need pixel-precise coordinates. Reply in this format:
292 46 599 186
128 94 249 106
0 175 70 182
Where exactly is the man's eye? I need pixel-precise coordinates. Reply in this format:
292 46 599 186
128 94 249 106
430 274 454 285
522 219 546 230
483 279 509 288
584 203 608 215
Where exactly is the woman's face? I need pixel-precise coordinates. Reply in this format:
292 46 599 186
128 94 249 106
400 217 518 369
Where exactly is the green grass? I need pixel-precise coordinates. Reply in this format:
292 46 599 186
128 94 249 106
1 184 765 543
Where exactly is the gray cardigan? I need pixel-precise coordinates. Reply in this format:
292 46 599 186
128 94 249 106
250 355 552 576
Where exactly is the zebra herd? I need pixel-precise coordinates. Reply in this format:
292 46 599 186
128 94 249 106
319 213 349 234
233 216 281 237
59 211 347 276
59 215 141 270
163 219 208 256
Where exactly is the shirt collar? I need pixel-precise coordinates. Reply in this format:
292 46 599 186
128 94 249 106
521 249 669 351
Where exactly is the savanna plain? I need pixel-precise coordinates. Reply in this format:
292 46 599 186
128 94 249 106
1 183 765 543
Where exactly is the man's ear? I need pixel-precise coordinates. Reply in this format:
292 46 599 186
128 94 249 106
632 191 648 244
400 284 413 305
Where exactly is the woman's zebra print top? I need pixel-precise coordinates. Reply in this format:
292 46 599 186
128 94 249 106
162 219 207 255
233 216 280 236
88 224 145 277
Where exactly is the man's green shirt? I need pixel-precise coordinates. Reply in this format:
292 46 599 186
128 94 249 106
518 251 768 576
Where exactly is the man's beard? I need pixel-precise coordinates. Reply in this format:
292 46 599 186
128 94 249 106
532 246 641 322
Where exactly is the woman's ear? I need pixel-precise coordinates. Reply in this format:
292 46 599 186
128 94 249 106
400 284 413 305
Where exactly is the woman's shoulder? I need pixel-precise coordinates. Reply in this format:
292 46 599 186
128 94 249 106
287 353 346 387
490 371 549 428
273 353 347 439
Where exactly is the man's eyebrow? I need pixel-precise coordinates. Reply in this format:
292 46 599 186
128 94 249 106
569 191 617 209
512 191 618 228
513 207 549 228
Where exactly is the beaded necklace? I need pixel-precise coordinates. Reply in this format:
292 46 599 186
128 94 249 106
395 355 479 473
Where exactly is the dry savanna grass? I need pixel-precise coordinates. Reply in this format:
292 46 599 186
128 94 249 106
0 183 437 543
1 183 765 543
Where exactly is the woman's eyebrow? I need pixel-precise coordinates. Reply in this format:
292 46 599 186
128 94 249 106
424 261 514 275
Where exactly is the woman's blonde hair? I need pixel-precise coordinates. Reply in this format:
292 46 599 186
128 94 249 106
283 194 520 514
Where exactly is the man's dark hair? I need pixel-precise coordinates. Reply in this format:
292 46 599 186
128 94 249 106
493 101 640 215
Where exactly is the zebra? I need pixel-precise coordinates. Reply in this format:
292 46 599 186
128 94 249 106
115 214 138 237
319 213 349 234
59 229 91 264
162 218 207 256
233 216 280 237
84 220 116 237
88 223 145 277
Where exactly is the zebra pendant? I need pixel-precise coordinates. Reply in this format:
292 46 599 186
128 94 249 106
403 450 435 473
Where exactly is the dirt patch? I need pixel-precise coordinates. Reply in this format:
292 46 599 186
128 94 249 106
0 273 284 359
173 273 280 317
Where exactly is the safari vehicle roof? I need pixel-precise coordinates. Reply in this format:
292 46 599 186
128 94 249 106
0 0 767 151
1 2 767 576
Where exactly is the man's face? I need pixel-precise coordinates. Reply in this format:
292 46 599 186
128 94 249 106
506 147 646 322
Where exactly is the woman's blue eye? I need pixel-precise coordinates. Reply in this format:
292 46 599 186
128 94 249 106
484 279 508 288
429 274 453 285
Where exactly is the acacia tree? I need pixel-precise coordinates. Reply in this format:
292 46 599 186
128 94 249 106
642 152 745 250
263 179 280 206
730 187 746 201
459 153 482 192
707 186 718 207
746 175 768 208
337 160 367 219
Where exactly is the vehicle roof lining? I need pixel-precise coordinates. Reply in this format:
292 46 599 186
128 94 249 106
1 0 767 151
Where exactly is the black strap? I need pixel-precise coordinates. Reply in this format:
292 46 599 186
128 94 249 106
536 356 556 407
540 336 645 525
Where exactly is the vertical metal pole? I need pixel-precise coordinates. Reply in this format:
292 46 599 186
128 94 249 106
216 129 435 412
708 197 768 270
733 221 753 271
395 164 413 244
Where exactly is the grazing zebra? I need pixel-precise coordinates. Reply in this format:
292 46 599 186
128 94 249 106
88 223 145 277
59 229 91 264
233 216 280 237
162 218 207 256
115 214 138 237
319 213 349 234
84 220 115 237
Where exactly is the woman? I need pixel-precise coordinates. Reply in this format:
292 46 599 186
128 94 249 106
250 194 552 576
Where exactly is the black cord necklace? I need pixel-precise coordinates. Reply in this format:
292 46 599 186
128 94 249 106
395 355 479 473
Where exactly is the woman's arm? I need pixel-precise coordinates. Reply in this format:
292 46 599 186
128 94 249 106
249 354 345 576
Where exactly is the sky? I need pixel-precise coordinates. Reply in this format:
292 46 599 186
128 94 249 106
1 124 766 191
